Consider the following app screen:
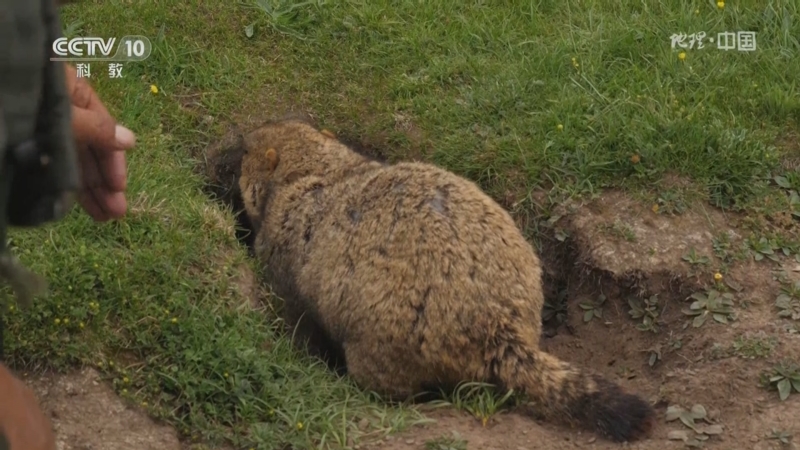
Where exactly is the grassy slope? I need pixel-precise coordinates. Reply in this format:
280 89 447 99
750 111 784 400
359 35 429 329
1 0 798 449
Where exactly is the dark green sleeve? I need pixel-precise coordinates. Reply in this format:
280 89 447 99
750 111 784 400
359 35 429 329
4 0 80 227
0 0 78 310
35 0 81 199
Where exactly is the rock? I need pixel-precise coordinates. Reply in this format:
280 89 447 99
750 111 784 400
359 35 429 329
668 430 689 441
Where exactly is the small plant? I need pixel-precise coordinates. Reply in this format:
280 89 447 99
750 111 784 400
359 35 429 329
425 432 468 450
579 294 606 323
436 382 516 426
732 332 777 359
774 174 800 222
682 290 736 328
682 247 710 266
711 232 732 263
656 189 688 215
669 334 683 350
666 404 723 448
777 240 800 258
748 236 781 262
597 220 637 242
776 280 800 321
628 295 660 333
760 360 800 401
707 342 731 361
643 344 662 367
542 289 568 325
767 429 794 446
774 173 800 191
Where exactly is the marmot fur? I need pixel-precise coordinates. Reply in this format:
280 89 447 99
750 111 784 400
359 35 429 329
238 118 655 442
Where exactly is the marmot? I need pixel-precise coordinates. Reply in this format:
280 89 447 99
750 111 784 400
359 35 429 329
238 118 655 442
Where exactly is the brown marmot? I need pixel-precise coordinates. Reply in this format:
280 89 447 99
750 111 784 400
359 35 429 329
238 118 655 442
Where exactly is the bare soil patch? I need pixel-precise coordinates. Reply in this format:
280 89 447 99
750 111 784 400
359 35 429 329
25 368 182 450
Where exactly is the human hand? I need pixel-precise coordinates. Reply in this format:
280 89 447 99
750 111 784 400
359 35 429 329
63 63 136 222
0 364 56 450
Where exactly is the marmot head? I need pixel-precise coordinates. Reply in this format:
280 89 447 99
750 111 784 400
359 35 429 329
237 119 356 223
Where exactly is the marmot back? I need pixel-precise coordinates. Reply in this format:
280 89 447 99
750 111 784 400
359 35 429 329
239 118 656 442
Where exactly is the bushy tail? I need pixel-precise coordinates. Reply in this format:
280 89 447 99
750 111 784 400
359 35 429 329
495 347 656 442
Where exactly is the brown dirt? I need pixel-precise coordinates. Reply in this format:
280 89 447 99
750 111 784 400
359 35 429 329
25 368 183 450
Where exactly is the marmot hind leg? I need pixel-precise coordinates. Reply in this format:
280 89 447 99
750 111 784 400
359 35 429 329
283 301 347 376
342 341 432 402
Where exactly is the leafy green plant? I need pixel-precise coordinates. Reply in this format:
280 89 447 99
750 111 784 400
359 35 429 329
657 189 688 215
628 295 660 333
542 289 568 325
425 432 468 450
774 173 800 221
747 236 781 262
666 404 723 448
776 281 800 321
682 290 736 328
579 294 606 323
682 248 710 266
767 429 794 446
597 220 637 242
643 344 662 367
760 360 800 401
711 232 733 263
732 332 777 359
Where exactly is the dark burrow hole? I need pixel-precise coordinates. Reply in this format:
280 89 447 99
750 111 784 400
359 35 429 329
202 124 388 252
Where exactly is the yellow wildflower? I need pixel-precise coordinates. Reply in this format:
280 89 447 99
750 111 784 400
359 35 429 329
150 84 159 94
717 1 724 9
296 422 304 430
652 204 660 213
557 124 564 131
678 52 686 60
714 272 723 281
630 154 641 164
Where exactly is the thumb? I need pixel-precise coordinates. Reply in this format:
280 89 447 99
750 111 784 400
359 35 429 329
70 106 136 152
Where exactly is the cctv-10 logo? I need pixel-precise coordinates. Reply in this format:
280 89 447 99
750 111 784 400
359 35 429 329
51 36 152 62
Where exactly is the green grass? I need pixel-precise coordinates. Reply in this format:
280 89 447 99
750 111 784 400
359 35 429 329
1 0 799 448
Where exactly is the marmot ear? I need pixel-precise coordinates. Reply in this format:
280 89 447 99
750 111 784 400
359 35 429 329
265 148 279 171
